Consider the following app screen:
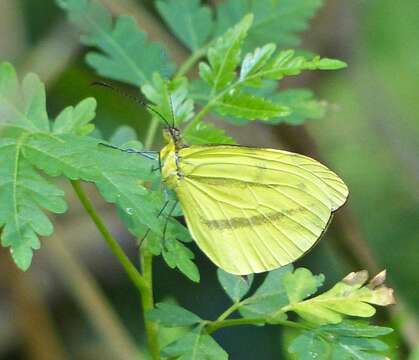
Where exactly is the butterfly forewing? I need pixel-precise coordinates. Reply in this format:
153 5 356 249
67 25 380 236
172 145 348 275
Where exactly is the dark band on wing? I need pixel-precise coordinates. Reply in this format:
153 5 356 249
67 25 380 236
200 208 303 230
186 175 268 188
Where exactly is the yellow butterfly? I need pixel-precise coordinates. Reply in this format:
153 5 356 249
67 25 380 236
94 81 348 275
159 126 348 275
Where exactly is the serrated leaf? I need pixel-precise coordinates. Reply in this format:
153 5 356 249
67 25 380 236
288 331 331 360
251 50 346 83
108 125 139 146
189 79 212 105
217 268 254 302
240 43 276 85
215 92 289 120
215 0 323 52
0 64 69 270
199 14 253 90
156 0 214 51
331 336 389 360
182 122 235 145
288 270 396 325
320 320 393 338
53 97 96 135
289 323 392 360
162 236 200 282
57 0 174 85
283 268 324 304
240 265 293 318
141 73 194 125
162 325 228 360
0 138 67 270
0 63 49 132
269 89 326 125
147 302 202 327
22 132 167 237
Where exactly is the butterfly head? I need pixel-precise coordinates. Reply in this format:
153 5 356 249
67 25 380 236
163 126 183 147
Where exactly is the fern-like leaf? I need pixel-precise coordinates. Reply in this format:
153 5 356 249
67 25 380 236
57 0 174 85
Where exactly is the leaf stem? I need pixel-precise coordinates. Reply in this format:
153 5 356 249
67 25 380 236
206 317 310 334
216 301 244 321
70 180 149 294
175 45 209 78
140 248 161 360
185 81 235 131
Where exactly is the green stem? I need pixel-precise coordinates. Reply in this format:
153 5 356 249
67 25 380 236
216 301 243 322
70 180 148 294
206 317 311 334
175 46 208 78
140 249 160 360
185 78 241 132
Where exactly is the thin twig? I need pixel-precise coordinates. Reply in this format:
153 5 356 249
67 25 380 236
139 249 160 360
70 180 149 293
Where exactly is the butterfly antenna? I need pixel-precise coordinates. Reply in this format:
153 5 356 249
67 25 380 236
165 81 176 128
91 81 171 128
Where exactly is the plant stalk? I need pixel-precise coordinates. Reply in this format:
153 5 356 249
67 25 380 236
140 249 160 360
206 317 310 334
216 301 244 321
175 45 209 78
70 180 149 294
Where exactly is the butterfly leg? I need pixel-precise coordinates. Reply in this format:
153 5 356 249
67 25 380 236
138 200 170 248
161 201 178 251
99 142 158 160
151 151 162 173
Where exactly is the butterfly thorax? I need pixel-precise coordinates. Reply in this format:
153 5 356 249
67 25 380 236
160 135 183 189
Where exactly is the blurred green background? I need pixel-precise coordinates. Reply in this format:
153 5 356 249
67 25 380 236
0 0 418 359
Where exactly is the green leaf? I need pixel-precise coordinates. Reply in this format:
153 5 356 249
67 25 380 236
199 14 253 91
141 73 194 126
331 336 389 360
0 138 67 270
249 50 346 82
320 320 393 338
269 89 326 125
57 0 174 85
162 325 228 360
147 302 202 327
217 268 254 302
156 0 214 51
215 0 323 52
0 63 49 132
189 79 212 104
53 97 96 135
239 43 277 86
289 322 392 360
239 265 292 318
215 92 289 120
283 268 325 304
288 270 396 325
108 125 139 146
288 331 331 360
162 236 200 282
0 63 68 270
23 133 165 236
182 122 235 145
316 58 348 70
